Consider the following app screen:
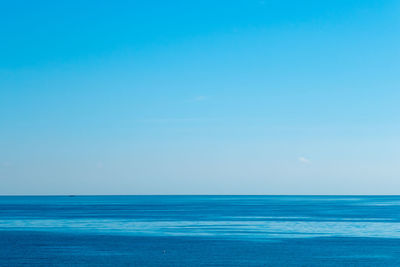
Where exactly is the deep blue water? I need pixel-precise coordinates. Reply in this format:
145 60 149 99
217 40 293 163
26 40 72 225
1 196 400 266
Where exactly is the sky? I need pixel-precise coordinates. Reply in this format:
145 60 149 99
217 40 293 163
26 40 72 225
1 0 399 195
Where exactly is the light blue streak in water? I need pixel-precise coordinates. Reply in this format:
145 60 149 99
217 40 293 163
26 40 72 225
1 196 400 240
1 218 400 239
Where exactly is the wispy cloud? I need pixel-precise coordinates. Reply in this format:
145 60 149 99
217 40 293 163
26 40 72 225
193 96 207 102
298 157 311 164
137 117 220 123
1 161 11 167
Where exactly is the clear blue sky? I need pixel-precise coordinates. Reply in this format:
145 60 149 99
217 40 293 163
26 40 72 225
1 0 399 194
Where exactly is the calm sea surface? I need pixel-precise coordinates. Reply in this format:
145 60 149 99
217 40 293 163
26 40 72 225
1 196 400 266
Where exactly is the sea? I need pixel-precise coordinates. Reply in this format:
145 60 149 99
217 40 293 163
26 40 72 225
1 195 400 266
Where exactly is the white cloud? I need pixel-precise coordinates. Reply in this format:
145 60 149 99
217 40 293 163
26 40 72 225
298 157 311 164
193 96 207 101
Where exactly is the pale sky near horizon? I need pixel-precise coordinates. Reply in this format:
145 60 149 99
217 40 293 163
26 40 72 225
1 0 399 194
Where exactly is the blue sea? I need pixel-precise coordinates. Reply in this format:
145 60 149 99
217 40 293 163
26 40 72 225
1 196 400 266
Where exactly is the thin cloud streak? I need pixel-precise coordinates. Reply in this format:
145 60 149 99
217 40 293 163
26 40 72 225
298 157 311 164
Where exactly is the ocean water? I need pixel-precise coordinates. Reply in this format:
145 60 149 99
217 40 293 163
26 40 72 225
1 196 400 266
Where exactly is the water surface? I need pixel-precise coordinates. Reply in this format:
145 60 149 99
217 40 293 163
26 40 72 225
1 196 400 266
